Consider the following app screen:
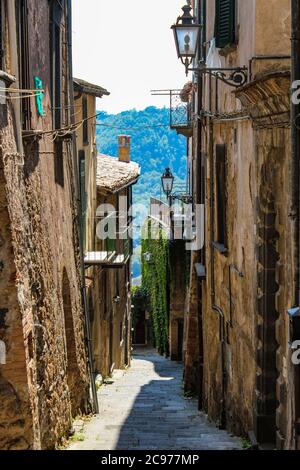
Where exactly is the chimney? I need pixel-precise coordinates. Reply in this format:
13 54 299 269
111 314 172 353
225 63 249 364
118 135 131 163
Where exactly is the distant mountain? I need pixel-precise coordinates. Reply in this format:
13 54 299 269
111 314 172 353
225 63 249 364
96 107 187 280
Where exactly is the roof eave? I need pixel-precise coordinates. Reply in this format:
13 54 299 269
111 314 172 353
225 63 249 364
73 79 110 98
97 175 140 196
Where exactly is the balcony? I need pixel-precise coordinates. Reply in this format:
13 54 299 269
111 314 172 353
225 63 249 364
84 213 132 269
151 88 193 138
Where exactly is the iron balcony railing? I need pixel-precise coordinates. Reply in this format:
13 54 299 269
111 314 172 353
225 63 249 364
151 89 193 136
170 90 192 131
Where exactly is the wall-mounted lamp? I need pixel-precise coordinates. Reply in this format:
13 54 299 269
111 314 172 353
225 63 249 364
171 1 201 75
161 168 193 205
171 2 248 86
143 252 153 263
161 167 175 199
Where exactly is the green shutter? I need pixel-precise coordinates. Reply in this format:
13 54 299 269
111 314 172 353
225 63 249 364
215 0 236 49
79 151 87 250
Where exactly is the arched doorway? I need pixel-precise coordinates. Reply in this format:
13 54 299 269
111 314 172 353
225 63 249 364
62 269 79 416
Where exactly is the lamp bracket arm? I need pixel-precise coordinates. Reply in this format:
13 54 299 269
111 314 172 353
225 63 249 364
188 66 248 88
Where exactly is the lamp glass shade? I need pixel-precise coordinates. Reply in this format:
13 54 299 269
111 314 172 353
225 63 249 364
161 168 174 196
144 253 152 263
172 24 200 58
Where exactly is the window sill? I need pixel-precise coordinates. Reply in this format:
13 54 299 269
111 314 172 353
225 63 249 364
218 43 238 58
212 241 228 256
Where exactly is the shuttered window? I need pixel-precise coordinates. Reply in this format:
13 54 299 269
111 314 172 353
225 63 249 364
82 95 89 145
50 0 63 129
0 1 4 70
215 144 227 247
16 0 31 129
215 0 236 49
79 150 87 250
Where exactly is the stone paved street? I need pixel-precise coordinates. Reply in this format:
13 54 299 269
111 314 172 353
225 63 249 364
68 349 242 450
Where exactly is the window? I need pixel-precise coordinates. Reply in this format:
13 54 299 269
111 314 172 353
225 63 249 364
50 0 63 129
215 0 236 49
0 0 4 70
102 272 108 317
82 95 89 145
116 270 120 297
79 150 87 250
200 152 206 204
54 140 64 186
120 321 123 342
17 0 31 129
215 144 227 248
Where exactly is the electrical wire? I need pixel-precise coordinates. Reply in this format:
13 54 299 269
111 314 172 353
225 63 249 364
0 87 44 93
51 104 82 110
20 109 172 141
22 111 103 138
4 93 42 100
96 123 170 130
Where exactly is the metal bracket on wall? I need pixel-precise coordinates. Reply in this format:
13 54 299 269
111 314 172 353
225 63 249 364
188 66 248 88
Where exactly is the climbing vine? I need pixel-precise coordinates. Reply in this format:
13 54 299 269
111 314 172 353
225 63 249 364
141 220 170 355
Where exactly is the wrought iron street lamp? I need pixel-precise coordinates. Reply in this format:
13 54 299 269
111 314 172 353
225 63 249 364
161 168 193 205
171 1 201 75
161 168 175 199
172 2 248 86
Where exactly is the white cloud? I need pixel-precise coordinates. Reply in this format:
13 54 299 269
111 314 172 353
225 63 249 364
72 0 187 114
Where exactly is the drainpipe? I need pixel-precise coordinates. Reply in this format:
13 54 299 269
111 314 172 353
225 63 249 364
66 0 98 414
211 305 227 429
196 0 205 411
291 0 300 449
208 74 227 430
7 0 23 154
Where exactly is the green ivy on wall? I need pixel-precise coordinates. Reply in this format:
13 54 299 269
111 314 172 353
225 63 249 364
141 219 170 356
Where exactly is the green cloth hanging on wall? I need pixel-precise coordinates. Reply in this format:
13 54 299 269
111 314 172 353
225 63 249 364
34 76 45 117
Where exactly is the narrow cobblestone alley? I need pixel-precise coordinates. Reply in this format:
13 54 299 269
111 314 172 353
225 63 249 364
69 349 242 450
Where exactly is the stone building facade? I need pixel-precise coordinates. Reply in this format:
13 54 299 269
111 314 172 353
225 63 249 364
175 0 299 450
84 137 140 378
0 0 90 449
73 78 110 258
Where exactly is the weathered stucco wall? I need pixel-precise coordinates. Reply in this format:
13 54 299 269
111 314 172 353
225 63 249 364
255 0 290 56
202 118 256 434
186 0 295 448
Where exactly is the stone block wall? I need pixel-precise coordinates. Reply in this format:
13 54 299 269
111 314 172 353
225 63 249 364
0 0 90 449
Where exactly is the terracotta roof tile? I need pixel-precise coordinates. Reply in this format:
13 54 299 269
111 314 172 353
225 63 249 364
96 154 140 194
